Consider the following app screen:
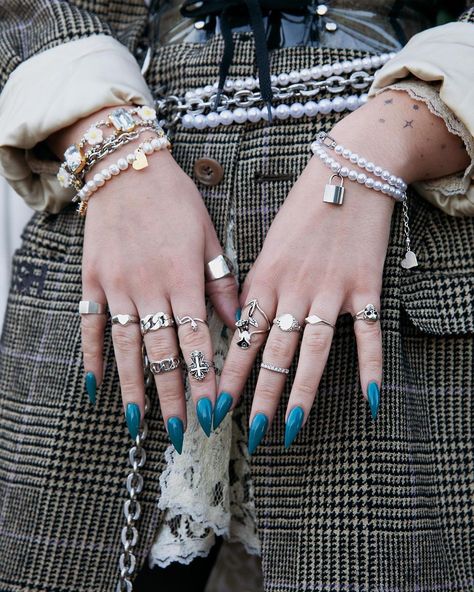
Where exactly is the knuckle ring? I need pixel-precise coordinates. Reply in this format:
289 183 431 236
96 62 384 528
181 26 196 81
235 298 271 349
140 312 175 335
305 314 336 329
205 254 234 282
175 315 208 332
273 313 302 332
353 303 380 323
79 300 107 315
149 356 182 375
111 314 140 326
186 350 216 381
260 362 290 375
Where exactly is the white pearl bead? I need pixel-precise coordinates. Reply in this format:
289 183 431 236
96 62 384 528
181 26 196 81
151 138 161 150
182 114 194 128
233 108 247 124
101 168 111 180
365 177 375 188
330 161 341 173
185 91 194 100
359 93 368 104
321 64 333 77
205 113 220 127
342 148 351 159
340 167 349 177
247 107 261 123
86 180 97 192
348 170 358 181
395 189 403 200
357 173 367 184
366 162 375 172
303 101 319 116
93 173 105 187
117 158 128 171
374 181 382 191
332 62 343 75
346 95 359 111
310 141 319 153
399 179 407 191
234 79 245 91
335 145 344 154
260 106 276 121
357 157 367 168
300 68 311 81
289 71 300 83
143 142 153 155
349 153 359 164
352 58 363 69
311 66 322 79
388 174 397 186
270 74 278 84
332 97 346 112
342 60 353 74
204 85 214 96
224 80 234 91
126 153 136 164
381 169 390 181
290 103 304 118
220 110 234 125
245 77 257 89
109 164 120 176
371 55 382 68
374 166 383 176
389 52 397 59
318 99 332 114
275 104 290 120
194 87 204 98
382 183 391 193
380 53 389 64
362 57 372 69
194 114 207 129
278 73 290 86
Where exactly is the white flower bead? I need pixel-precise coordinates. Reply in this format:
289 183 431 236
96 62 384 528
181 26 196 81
194 114 207 129
117 158 129 171
342 148 351 159
374 166 383 176
349 153 359 164
137 105 157 121
151 138 161 150
300 68 311 81
348 170 358 181
84 125 104 146
290 103 304 118
289 71 300 83
303 101 319 116
182 114 194 128
93 173 105 187
275 104 290 120
109 164 120 176
357 157 367 168
332 62 343 75
143 142 154 155
205 113 221 127
234 79 245 91
366 161 375 173
365 177 375 188
346 95 359 111
233 108 248 124
311 66 322 79
247 107 261 122
126 153 136 164
357 173 367 184
318 99 332 114
340 166 349 177
335 144 344 155
56 166 70 188
330 161 341 173
100 168 111 180
373 180 382 191
381 169 390 181
86 180 97 192
220 110 234 125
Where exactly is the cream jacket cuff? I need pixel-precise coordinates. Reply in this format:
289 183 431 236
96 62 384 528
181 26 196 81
0 34 154 213
369 21 474 217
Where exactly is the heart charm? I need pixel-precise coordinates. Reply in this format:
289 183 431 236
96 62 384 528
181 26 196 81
401 250 418 269
132 149 148 170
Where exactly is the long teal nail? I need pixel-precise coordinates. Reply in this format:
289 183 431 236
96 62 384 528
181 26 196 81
213 392 233 429
248 413 269 455
235 308 242 322
85 371 96 404
125 403 141 440
367 382 380 420
284 406 305 448
167 417 184 454
196 397 213 437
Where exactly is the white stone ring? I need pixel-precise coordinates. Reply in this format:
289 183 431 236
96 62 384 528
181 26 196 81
273 313 302 332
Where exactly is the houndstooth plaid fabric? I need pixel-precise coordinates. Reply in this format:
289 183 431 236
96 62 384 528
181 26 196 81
0 1 474 591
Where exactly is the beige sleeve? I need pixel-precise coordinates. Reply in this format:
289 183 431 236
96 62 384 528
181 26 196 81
368 21 474 217
0 34 154 213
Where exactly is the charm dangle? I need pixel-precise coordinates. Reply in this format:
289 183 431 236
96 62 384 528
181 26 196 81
323 173 345 205
132 148 149 170
235 298 271 349
401 198 418 269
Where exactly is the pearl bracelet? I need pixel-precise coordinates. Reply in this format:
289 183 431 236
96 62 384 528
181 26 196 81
75 134 171 216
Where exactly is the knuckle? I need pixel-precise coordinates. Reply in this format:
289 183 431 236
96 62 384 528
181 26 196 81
157 384 183 406
113 327 141 352
363 352 382 372
304 329 332 356
292 380 316 399
118 379 144 399
221 360 243 384
82 264 99 288
145 336 176 361
179 327 208 351
266 336 293 360
254 384 277 405
81 314 106 332
83 349 103 364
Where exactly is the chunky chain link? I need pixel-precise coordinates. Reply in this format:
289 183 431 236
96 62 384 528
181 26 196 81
154 71 374 128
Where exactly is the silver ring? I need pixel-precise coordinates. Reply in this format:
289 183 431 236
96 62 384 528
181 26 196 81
273 313 302 332
79 300 106 315
353 304 380 323
260 362 290 375
235 298 271 349
140 312 175 335
205 254 234 282
150 357 181 375
304 314 336 329
186 350 216 381
111 314 140 326
175 315 208 332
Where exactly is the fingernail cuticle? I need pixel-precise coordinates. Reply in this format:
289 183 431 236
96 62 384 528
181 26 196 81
248 413 269 455
167 417 184 454
125 403 141 440
284 406 305 448
367 381 380 420
213 392 233 430
196 397 213 437
85 371 96 405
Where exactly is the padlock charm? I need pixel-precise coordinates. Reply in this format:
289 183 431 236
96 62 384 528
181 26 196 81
323 173 345 205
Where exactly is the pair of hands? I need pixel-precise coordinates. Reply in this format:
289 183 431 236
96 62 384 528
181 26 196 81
49 89 467 453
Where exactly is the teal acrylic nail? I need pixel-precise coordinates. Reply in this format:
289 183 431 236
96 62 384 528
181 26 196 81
213 392 233 430
125 403 141 440
196 397 213 437
284 406 305 449
235 307 242 322
367 381 380 420
248 413 269 455
85 371 96 404
167 417 184 454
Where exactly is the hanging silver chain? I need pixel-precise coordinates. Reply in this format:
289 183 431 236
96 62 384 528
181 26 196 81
402 198 412 253
154 71 374 128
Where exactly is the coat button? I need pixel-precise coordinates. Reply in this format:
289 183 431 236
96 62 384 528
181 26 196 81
193 158 224 186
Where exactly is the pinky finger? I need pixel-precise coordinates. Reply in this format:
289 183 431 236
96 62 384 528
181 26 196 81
80 288 107 404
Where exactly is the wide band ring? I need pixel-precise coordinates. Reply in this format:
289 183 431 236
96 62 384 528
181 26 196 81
79 300 106 315
140 312 175 335
150 357 182 375
111 314 140 326
304 314 336 329
175 315 208 332
205 254 234 282
260 362 290 375
273 313 302 332
186 350 216 381
353 304 380 323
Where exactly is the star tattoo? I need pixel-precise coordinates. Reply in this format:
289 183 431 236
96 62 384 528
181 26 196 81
384 98 394 104
404 120 414 128
412 104 419 110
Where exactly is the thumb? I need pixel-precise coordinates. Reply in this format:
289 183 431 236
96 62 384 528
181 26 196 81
206 274 240 330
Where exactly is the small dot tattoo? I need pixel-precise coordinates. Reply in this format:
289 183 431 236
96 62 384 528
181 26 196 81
412 104 419 110
404 120 414 128
441 143 446 150
379 118 385 123
384 98 394 105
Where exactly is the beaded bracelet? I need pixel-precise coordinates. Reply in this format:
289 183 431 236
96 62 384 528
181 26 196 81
75 134 171 216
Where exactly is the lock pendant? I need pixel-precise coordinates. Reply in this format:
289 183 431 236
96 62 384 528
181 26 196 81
323 173 345 205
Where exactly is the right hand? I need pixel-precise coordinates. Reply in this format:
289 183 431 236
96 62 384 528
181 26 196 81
49 108 239 448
